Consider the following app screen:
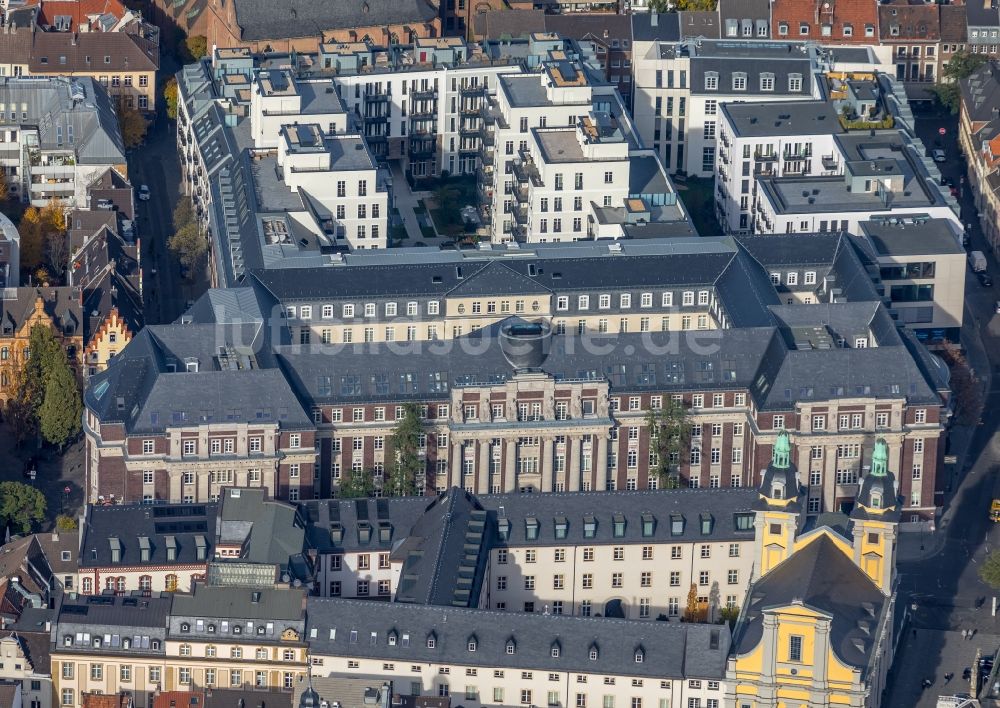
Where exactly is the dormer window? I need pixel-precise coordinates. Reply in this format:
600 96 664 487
612 514 626 538
772 484 784 500
870 491 882 509
506 639 516 655
180 623 190 633
467 636 477 652
634 647 645 663
589 645 599 661
525 518 539 541
63 635 72 647
550 642 561 658
427 633 437 649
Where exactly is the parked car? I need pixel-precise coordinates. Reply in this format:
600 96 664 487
932 148 946 162
138 184 151 201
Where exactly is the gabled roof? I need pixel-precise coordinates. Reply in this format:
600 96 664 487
447 261 551 297
961 61 1000 124
878 2 940 41
306 596 731 679
29 30 158 73
232 0 438 42
734 533 886 672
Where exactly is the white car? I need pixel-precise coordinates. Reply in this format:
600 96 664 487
138 184 151 201
932 149 946 163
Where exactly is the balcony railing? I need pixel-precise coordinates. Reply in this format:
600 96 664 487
754 152 777 162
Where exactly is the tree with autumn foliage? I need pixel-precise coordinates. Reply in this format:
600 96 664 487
164 77 179 121
117 104 148 149
17 201 66 281
940 341 984 425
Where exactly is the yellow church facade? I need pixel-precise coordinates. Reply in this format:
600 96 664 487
726 433 899 708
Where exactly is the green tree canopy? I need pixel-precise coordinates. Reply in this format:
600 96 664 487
117 105 148 149
185 35 208 61
647 398 692 488
168 222 207 273
388 402 424 496
338 467 375 498
930 51 990 113
173 196 195 232
55 514 78 531
0 481 46 534
164 77 180 121
980 550 1000 590
39 351 82 447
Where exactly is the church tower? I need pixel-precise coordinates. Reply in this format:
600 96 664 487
850 438 900 595
753 431 804 577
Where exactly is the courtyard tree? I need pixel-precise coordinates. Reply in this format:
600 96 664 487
646 397 692 488
0 481 46 534
39 350 82 447
387 402 424 496
338 466 375 499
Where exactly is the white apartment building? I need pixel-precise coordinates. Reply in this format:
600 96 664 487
715 101 848 233
306 597 731 708
273 124 389 250
488 61 686 243
328 38 520 179
631 38 823 176
0 76 126 207
748 130 961 237
250 70 349 149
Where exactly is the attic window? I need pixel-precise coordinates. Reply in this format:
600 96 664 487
426 634 436 649
104 55 111 64
506 640 516 655
554 517 568 539
612 514 626 538
641 513 655 537
589 647 598 660
670 514 684 536
583 516 597 538
634 648 644 663
551 643 561 658
525 517 539 541
467 639 477 652
180 623 190 633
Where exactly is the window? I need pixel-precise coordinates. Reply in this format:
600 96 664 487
704 72 718 90
732 73 747 90
789 74 803 92
789 635 803 662
760 72 774 91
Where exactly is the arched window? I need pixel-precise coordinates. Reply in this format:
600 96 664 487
138 575 152 592
165 574 178 592
116 576 126 593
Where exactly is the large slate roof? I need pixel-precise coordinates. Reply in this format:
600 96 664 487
233 0 438 41
79 502 217 569
306 597 731 679
734 532 886 673
477 487 757 546
0 76 124 164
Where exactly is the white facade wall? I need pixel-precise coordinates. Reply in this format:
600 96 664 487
753 196 961 237
250 75 349 150
479 540 755 620
314 550 397 599
715 122 842 233
75 565 204 595
309 653 727 708
335 64 520 177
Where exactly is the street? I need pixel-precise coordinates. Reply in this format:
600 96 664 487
129 53 206 326
884 107 1000 705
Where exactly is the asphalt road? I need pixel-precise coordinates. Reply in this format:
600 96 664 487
884 107 1000 705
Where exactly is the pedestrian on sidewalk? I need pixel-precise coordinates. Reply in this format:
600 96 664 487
944 673 954 683
962 629 969 639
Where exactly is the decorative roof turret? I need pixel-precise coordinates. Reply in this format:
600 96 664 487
755 431 801 510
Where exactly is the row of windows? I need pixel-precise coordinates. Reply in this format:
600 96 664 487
703 71 802 92
499 543 742 565
497 568 742 591
557 290 711 311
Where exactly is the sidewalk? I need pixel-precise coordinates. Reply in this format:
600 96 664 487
897 303 995 564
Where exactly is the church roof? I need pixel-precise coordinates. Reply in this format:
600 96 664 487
734 533 887 673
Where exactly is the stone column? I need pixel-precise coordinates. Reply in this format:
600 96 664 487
540 436 553 493
450 441 463 489
168 470 182 503
477 440 490 494
595 435 608 491
568 437 581 492
504 439 517 493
